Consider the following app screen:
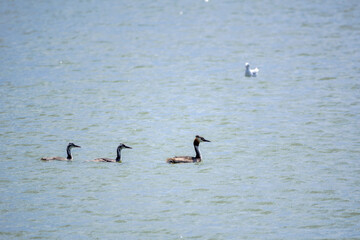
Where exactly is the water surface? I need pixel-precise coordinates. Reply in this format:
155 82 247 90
1 0 360 239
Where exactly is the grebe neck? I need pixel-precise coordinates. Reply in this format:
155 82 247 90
116 148 122 162
193 139 201 159
66 146 72 160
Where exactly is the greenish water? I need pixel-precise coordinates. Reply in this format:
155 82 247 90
1 0 360 239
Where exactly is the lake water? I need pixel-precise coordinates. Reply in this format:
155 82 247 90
1 0 360 239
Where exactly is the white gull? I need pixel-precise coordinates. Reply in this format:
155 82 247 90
245 63 259 77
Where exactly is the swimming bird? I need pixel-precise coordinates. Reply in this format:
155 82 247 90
166 135 211 164
91 143 132 163
245 62 259 77
41 143 81 161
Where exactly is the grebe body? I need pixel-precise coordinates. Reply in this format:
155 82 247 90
166 135 210 164
91 143 132 163
41 143 81 161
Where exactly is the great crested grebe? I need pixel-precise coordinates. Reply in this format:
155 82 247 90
245 62 259 77
41 143 81 161
91 143 132 163
166 135 211 164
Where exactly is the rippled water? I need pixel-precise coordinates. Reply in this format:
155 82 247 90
1 0 360 239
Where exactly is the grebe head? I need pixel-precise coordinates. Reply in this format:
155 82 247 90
65 143 80 160
118 143 132 150
195 135 211 143
245 63 250 68
68 143 81 149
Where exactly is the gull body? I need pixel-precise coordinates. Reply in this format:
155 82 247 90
245 62 259 77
